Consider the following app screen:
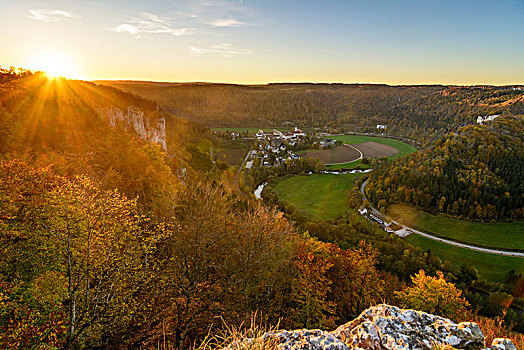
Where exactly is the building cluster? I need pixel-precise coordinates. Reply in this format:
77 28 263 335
358 206 400 235
251 127 306 167
215 127 339 168
319 139 336 149
255 127 306 142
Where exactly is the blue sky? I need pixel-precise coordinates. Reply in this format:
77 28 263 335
1 0 523 84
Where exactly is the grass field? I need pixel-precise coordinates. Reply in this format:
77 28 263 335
405 234 524 283
273 173 360 220
330 135 416 159
388 204 524 251
326 159 372 170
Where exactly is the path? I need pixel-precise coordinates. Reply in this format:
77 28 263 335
360 180 524 258
234 145 252 185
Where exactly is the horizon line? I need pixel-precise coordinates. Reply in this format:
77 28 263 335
91 79 524 88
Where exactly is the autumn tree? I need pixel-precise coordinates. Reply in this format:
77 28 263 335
0 160 153 348
327 242 386 322
289 236 337 329
129 180 295 349
395 270 470 321
48 175 152 347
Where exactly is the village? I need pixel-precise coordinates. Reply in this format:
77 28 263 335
223 127 340 168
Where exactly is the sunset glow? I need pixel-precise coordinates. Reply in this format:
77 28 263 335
1 0 523 84
31 52 80 79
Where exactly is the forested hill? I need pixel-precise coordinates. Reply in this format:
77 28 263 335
366 114 524 221
0 69 209 215
381 86 524 144
96 81 444 128
97 81 524 144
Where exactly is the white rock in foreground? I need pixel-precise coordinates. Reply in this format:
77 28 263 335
232 304 517 350
490 338 517 350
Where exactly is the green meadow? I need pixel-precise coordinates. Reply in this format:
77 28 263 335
273 173 360 220
388 204 524 251
405 234 524 283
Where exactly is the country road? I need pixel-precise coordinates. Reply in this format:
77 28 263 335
234 145 252 185
360 180 524 258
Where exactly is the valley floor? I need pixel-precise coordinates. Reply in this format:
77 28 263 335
361 181 524 282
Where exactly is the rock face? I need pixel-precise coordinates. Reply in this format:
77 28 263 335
98 106 167 150
236 305 517 350
333 305 484 349
490 338 517 350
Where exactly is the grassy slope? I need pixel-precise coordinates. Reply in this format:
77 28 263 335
405 234 524 283
326 159 371 170
388 204 524 251
214 148 246 165
274 173 360 220
330 135 416 159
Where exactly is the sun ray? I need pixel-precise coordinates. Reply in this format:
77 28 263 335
30 52 80 80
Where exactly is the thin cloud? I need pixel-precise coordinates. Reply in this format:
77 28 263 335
28 9 81 22
190 0 255 26
190 44 252 57
113 12 195 39
207 17 248 27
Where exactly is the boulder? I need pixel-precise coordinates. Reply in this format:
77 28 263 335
332 304 485 349
230 304 519 350
490 338 517 350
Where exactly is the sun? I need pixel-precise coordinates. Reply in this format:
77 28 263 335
31 52 81 79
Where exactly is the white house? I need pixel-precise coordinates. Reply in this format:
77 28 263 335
256 129 266 140
377 124 387 130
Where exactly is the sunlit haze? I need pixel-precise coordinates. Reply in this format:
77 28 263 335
1 0 523 84
29 52 80 79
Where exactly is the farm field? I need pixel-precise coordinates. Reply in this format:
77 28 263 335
405 234 524 283
388 204 524 251
273 173 360 220
298 145 361 164
354 141 397 158
214 148 246 165
330 135 416 159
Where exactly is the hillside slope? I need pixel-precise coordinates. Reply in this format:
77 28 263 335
366 114 524 221
96 81 443 128
0 70 209 215
96 81 524 144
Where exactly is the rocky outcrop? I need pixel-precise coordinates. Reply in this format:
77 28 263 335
98 106 167 150
490 338 517 350
233 305 517 350
333 305 484 349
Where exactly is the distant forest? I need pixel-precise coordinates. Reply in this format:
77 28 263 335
97 81 524 144
367 115 524 221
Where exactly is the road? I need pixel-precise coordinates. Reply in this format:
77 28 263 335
234 145 252 185
360 179 524 258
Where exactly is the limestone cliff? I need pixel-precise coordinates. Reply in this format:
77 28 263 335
98 106 167 150
231 305 517 350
